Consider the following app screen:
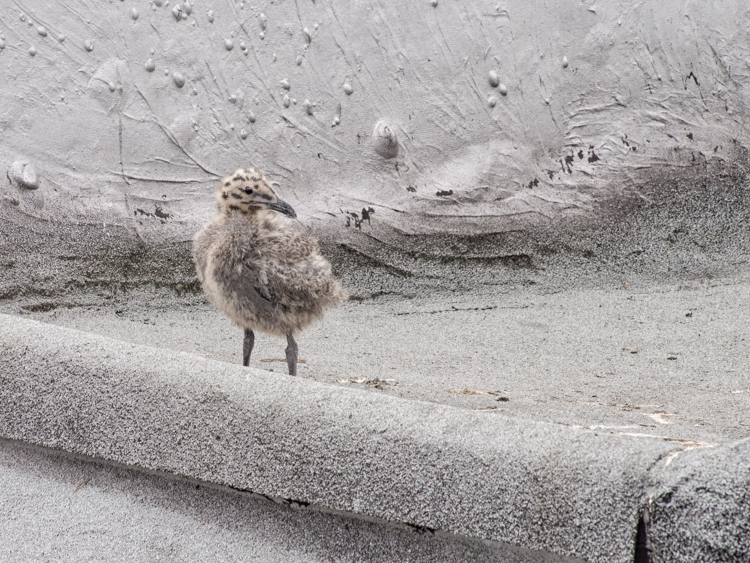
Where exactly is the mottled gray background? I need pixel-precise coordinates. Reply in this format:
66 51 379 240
1 3 750 562
1 0 749 299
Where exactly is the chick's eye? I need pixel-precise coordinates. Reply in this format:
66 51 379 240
244 187 254 194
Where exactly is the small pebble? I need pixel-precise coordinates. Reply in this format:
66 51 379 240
372 119 399 159
240 129 248 140
488 96 497 107
280 78 290 90
57 34 65 42
303 27 312 43
9 161 40 190
84 39 94 51
343 83 353 95
145 58 155 72
247 112 256 123
224 38 234 51
296 55 303 66
562 56 569 68
173 72 185 88
37 26 47 37
183 2 192 15
131 8 139 20
207 10 214 23
260 13 267 30
28 46 37 56
488 70 499 88
303 99 314 115
283 94 290 108
498 83 508 96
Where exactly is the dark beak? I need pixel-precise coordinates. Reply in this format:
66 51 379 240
268 198 297 218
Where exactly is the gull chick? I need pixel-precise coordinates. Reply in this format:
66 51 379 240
193 167 347 375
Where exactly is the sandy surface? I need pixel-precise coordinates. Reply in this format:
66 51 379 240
5 274 748 448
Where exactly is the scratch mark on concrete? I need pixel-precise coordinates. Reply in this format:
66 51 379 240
134 85 222 177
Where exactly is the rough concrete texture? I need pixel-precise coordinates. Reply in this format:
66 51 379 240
0 313 685 563
1 1 750 561
2 0 750 297
2 439 573 563
5 276 749 447
644 438 750 563
3 162 750 313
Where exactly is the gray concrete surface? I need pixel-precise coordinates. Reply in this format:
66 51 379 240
1 308 749 562
3 169 750 560
3 0 750 300
5 275 749 447
2 2 749 560
2 438 570 563
0 312 682 563
3 0 748 236
645 438 750 563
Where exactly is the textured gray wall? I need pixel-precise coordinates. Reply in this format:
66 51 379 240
1 0 749 297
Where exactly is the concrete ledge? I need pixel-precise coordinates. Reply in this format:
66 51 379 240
645 438 750 562
0 438 565 563
0 314 745 562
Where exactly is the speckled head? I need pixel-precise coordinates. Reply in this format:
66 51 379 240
216 167 296 218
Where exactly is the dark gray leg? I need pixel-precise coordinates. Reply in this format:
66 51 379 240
285 332 298 376
243 329 255 367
